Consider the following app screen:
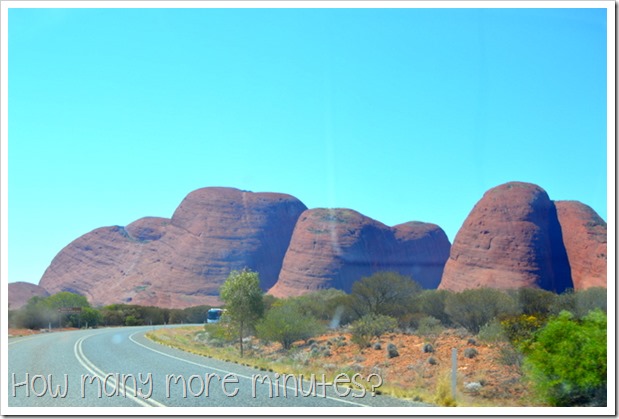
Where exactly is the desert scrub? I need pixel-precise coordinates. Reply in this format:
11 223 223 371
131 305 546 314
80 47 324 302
498 344 523 367
416 316 443 337
445 288 517 334
256 300 324 350
350 314 397 348
477 320 507 343
500 314 545 352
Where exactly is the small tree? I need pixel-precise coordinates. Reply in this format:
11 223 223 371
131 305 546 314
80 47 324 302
348 272 422 319
80 307 103 328
219 269 264 357
256 301 324 350
44 291 90 310
44 292 91 327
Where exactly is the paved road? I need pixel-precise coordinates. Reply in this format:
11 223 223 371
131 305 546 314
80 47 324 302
7 326 430 410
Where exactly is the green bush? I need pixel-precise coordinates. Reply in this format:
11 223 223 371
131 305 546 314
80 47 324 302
477 319 507 343
445 288 517 334
255 301 324 350
101 304 169 326
574 287 607 318
262 294 279 312
125 315 143 326
179 305 212 323
397 312 426 330
204 321 235 347
550 289 576 316
414 289 453 326
525 309 607 406
350 314 398 349
498 345 523 368
8 310 17 328
415 316 443 337
288 289 353 327
511 287 557 317
500 314 546 352
550 288 607 319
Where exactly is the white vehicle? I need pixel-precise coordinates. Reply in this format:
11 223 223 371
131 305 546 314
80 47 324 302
206 308 225 324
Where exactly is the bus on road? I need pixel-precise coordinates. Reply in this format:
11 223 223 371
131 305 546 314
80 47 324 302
206 308 225 323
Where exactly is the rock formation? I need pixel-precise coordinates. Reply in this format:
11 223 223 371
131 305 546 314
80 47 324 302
39 187 307 308
268 208 451 297
8 282 50 310
35 182 606 308
555 200 607 290
438 182 574 293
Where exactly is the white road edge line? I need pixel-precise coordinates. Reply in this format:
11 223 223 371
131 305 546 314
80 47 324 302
8 336 37 345
129 330 368 407
73 334 167 407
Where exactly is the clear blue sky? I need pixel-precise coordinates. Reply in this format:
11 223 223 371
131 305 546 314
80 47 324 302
7 6 609 285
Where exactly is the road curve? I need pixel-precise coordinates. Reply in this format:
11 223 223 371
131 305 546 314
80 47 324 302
7 326 430 411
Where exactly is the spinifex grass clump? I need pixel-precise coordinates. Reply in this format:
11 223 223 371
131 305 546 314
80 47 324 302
386 343 399 358
433 373 457 407
463 348 478 359
422 343 434 353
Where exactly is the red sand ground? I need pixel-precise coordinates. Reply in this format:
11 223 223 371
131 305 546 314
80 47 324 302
255 329 531 406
